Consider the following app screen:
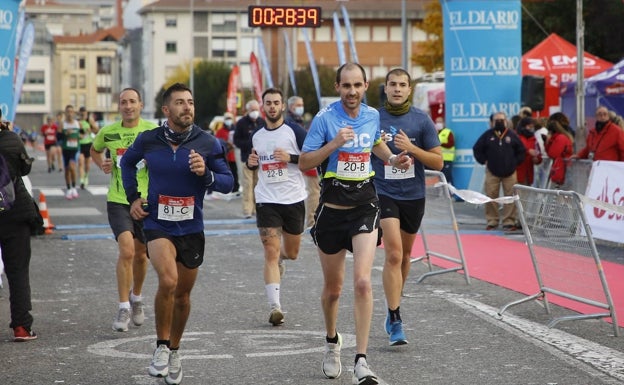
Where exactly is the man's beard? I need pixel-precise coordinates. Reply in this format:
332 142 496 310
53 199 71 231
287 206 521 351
266 112 282 124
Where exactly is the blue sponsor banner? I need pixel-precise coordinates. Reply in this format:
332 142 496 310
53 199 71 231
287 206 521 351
442 0 521 189
0 0 21 120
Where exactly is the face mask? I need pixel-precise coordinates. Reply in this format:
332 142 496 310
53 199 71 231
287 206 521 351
294 106 304 116
224 119 233 127
494 121 506 132
249 110 260 120
435 123 444 131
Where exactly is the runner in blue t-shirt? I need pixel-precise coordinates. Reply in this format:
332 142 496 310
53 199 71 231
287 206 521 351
371 68 442 347
300 63 411 385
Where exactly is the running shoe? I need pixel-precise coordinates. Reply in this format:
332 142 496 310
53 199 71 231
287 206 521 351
352 357 379 385
268 306 284 326
130 296 145 326
388 320 408 346
148 344 170 377
112 307 131 332
322 332 342 379
165 350 183 384
70 188 79 199
65 189 74 200
13 326 37 342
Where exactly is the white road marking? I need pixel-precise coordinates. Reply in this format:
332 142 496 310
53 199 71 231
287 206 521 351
439 291 624 383
87 330 356 359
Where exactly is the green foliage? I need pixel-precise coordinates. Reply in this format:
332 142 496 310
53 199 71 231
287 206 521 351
522 0 624 63
290 64 337 115
154 60 231 127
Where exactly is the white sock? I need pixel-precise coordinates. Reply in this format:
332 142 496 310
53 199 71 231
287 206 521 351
130 292 143 302
119 301 130 310
265 283 280 309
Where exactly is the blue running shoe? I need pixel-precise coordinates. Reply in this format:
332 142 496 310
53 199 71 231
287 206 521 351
388 320 408 346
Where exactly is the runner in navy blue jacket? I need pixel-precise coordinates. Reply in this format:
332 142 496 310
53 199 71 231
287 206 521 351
120 83 233 385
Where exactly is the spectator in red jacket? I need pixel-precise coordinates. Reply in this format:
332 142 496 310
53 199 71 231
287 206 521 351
573 106 624 161
545 118 574 187
515 117 542 185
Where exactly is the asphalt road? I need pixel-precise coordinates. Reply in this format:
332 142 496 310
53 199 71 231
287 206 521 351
0 146 622 385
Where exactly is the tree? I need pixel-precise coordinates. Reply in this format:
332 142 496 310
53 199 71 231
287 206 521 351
522 0 624 63
411 0 443 73
289 64 337 115
154 60 231 127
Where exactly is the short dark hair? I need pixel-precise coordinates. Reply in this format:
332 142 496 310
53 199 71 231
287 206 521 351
261 87 283 102
385 68 411 85
121 87 142 102
163 83 192 105
336 62 367 84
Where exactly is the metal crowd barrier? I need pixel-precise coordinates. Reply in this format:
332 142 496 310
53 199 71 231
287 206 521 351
411 170 470 284
498 185 620 336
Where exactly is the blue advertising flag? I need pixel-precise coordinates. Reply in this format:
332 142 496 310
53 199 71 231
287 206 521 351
10 21 34 121
442 0 522 189
0 0 22 120
302 28 322 108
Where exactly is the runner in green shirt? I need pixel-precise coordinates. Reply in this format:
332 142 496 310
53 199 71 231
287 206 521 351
78 107 99 189
90 88 157 332
58 105 81 199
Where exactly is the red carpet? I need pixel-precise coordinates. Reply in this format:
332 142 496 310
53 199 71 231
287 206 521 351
405 234 624 328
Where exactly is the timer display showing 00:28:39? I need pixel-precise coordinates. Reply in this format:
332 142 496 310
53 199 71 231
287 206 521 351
248 6 322 28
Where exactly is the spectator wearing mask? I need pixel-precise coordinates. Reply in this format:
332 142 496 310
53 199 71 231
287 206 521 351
573 106 624 161
472 112 525 231
515 117 542 186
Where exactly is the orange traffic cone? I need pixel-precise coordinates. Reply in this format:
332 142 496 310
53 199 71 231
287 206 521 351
38 191 54 234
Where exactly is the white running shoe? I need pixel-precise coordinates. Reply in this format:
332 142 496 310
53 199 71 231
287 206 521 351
130 296 145 326
164 350 183 384
71 187 79 199
352 357 379 385
148 344 170 377
65 189 74 200
322 332 342 379
112 307 131 332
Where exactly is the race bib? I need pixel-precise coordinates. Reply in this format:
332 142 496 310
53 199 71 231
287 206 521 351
384 162 415 179
66 138 78 148
261 162 288 183
337 152 370 179
157 195 195 222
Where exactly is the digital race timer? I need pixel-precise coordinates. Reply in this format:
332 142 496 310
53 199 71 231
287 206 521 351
247 5 322 28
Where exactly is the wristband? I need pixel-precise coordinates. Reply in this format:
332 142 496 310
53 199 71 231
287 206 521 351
388 154 397 165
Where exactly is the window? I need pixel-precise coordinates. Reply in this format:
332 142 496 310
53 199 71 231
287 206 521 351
78 94 86 108
97 56 112 74
239 13 252 33
19 91 45 105
354 26 369 41
70 94 77 106
69 55 76 70
79 75 86 88
165 16 177 27
372 26 387 42
194 12 208 32
25 70 44 84
194 36 208 58
389 26 402 42
211 38 236 58
79 57 86 69
70 75 76 89
314 26 330 42
166 42 177 53
211 13 237 33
